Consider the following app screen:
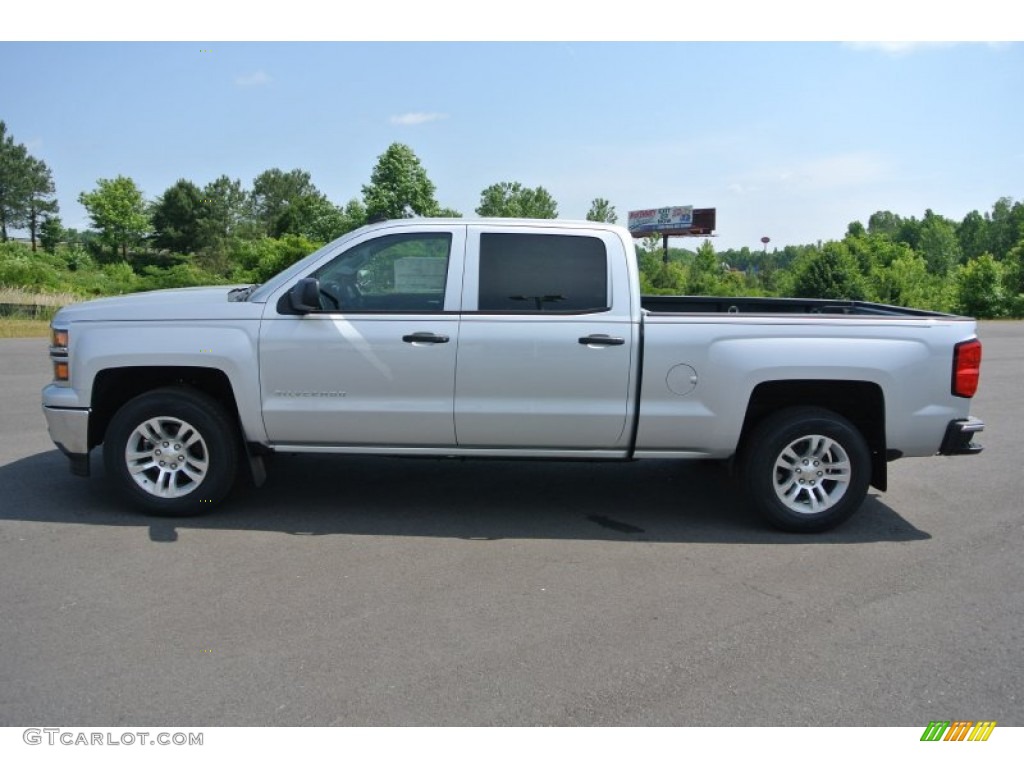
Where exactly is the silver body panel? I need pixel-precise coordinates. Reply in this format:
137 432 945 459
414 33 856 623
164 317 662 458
637 315 974 458
41 219 979 464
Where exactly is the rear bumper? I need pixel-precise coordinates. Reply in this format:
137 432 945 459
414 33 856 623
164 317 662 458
938 417 984 456
42 405 91 476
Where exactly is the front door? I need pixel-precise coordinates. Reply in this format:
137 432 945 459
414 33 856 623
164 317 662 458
260 226 465 447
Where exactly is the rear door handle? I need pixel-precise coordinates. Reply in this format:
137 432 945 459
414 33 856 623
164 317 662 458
578 334 625 347
402 332 450 344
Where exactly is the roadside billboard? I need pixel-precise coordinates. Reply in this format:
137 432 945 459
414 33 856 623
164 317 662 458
627 206 716 237
627 206 693 235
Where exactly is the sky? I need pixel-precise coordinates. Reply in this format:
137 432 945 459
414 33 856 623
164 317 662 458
2 6 1022 252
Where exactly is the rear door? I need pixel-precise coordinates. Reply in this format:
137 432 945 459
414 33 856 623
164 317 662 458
454 226 635 449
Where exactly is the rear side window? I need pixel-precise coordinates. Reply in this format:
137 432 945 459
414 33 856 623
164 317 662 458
478 233 608 313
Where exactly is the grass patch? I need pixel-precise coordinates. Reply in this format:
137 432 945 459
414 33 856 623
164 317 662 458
0 285 77 323
0 317 51 338
0 285 81 306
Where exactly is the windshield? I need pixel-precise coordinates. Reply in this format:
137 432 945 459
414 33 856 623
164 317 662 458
246 228 368 303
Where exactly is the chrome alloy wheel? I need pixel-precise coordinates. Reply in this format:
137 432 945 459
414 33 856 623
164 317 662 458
124 416 209 499
772 434 852 515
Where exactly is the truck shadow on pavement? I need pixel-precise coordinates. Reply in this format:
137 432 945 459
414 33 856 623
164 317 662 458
1 450 930 544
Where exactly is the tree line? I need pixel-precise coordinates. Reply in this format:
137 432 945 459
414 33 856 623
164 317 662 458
641 200 1024 318
1 119 1022 317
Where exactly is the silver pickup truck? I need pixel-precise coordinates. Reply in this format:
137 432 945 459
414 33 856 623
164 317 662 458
42 219 984 531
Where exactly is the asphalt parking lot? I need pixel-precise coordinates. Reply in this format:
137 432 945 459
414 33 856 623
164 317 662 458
1 322 1021 726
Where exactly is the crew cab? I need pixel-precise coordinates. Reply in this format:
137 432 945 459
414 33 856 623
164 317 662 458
42 219 984 531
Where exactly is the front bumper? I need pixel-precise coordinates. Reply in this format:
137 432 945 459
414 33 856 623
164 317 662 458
42 406 91 476
938 417 984 456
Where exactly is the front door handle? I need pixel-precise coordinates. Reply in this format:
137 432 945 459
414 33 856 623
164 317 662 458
579 334 625 347
402 332 450 344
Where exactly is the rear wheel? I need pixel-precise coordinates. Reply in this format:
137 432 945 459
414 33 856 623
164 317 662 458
742 407 870 532
103 387 239 516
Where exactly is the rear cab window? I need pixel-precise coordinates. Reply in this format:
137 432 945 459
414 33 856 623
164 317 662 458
472 232 610 314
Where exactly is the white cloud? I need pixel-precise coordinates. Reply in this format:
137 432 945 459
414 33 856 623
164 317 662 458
730 152 889 194
728 183 759 195
234 70 271 87
787 153 889 189
843 41 954 55
389 112 448 126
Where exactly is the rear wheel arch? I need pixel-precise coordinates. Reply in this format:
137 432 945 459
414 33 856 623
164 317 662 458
739 379 887 492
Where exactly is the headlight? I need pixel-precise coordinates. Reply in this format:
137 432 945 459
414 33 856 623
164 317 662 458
50 326 69 383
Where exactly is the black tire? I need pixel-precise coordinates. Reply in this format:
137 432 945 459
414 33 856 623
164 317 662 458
103 387 239 516
741 406 871 533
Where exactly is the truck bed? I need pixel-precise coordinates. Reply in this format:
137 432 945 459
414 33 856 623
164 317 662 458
640 295 954 317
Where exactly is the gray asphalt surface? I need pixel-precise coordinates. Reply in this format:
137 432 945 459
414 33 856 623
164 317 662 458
0 322 1021 726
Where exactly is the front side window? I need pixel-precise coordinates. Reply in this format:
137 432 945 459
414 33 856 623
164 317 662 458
314 232 452 312
477 233 608 313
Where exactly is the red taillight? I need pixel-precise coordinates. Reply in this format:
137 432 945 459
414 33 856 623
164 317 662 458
952 339 982 398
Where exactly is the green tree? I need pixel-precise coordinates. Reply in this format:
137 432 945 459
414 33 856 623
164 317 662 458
869 251 941 309
274 195 345 242
867 210 901 238
751 247 785 293
250 168 321 235
228 234 321 283
917 210 961 275
957 210 988 262
151 179 204 254
362 143 442 219
193 175 252 272
955 253 1005 318
639 233 663 254
23 156 58 252
78 176 150 261
986 197 1024 258
39 214 64 253
0 121 30 241
894 215 923 251
339 198 368 232
844 231 917 277
197 175 250 245
792 242 867 301
0 124 60 248
687 239 724 295
638 250 686 294
586 197 617 223
475 181 558 218
1004 238 1024 296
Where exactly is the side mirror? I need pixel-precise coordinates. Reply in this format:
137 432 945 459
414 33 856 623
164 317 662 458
288 277 321 313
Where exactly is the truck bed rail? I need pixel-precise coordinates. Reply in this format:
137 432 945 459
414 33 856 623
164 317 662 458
640 295 956 317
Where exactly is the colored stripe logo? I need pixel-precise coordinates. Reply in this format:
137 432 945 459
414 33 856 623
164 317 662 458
920 721 997 741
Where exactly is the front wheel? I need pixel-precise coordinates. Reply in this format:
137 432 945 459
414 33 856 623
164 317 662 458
103 387 239 516
741 407 871 532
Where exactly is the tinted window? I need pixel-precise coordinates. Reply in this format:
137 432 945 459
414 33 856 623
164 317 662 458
478 233 608 313
314 232 451 312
